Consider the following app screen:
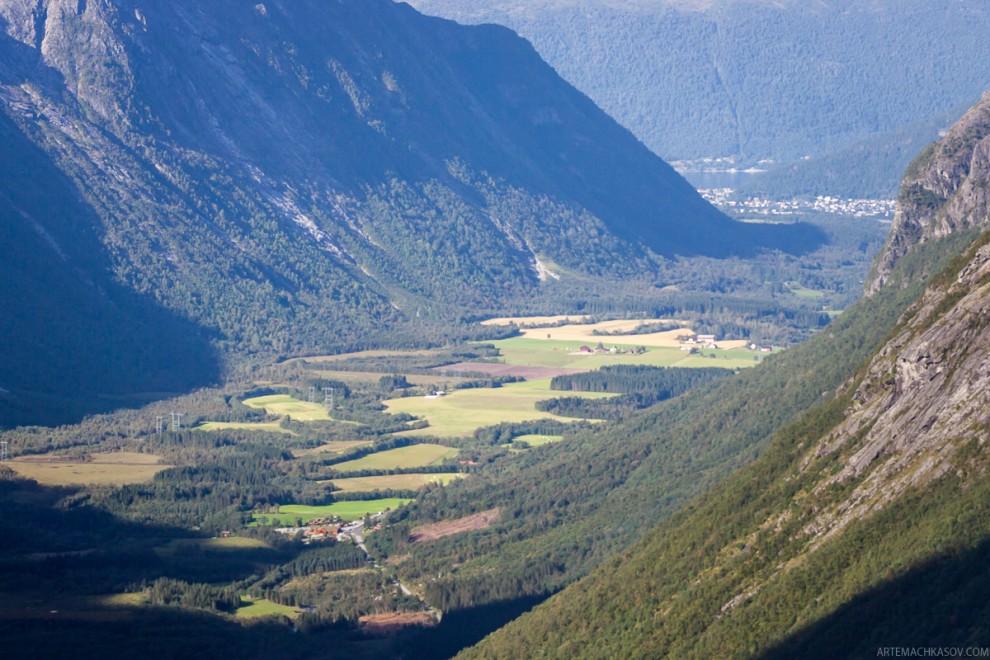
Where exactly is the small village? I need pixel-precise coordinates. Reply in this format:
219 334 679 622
698 187 896 220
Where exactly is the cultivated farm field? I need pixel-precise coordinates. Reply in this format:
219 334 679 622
330 444 459 472
6 451 170 486
251 499 412 525
194 421 294 434
235 598 301 619
327 473 465 492
383 378 614 437
242 394 331 421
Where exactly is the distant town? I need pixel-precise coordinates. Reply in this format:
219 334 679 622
698 187 896 221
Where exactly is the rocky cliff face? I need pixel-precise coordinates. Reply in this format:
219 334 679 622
870 92 990 292
801 236 990 546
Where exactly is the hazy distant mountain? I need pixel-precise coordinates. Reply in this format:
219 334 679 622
407 0 990 193
0 0 817 425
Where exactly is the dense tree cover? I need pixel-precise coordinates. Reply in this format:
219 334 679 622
464 233 990 657
410 1 990 180
0 0 833 427
367 253 934 614
549 365 733 395
739 105 972 199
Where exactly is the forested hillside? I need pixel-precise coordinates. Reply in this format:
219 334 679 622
461 95 990 658
408 0 990 195
364 235 950 656
0 0 818 426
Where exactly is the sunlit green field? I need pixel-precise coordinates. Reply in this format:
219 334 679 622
241 394 330 421
250 499 412 525
383 378 614 437
327 473 465 492
485 337 765 371
330 444 459 472
511 434 563 447
484 338 683 368
292 441 374 458
235 598 301 620
194 421 294 434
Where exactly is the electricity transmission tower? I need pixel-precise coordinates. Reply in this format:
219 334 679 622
170 412 183 432
323 387 335 411
1 441 7 462
156 416 164 435
308 386 317 403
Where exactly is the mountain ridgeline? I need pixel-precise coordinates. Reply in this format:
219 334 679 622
407 0 990 197
456 95 990 657
0 0 819 426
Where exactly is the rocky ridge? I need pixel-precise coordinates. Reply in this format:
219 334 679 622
871 91 990 292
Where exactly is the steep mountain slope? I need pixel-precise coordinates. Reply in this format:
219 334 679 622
407 0 990 191
0 0 817 426
463 100 990 658
872 92 990 291
0 109 220 427
374 267 923 656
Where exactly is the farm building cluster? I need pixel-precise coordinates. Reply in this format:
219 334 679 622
571 344 647 356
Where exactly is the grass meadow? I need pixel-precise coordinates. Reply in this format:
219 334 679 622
241 394 331 421
383 378 613 437
329 444 459 472
250 499 412 525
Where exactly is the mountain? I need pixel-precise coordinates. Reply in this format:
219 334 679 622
871 91 990 291
406 0 990 194
459 96 990 658
0 0 817 426
737 104 971 200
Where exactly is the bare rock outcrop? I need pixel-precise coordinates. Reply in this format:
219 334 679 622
870 92 990 292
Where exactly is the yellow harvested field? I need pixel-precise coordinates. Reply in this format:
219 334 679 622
520 321 748 349
482 316 749 349
327 473 465 492
7 452 170 486
481 314 590 327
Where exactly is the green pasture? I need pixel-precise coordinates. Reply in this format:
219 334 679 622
484 338 685 369
511 434 563 447
292 440 373 458
786 282 827 299
156 536 269 556
194 421 294 435
327 473 466 492
330 444 459 472
241 394 331 421
250 499 412 525
236 598 301 620
383 378 613 437
674 349 765 369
